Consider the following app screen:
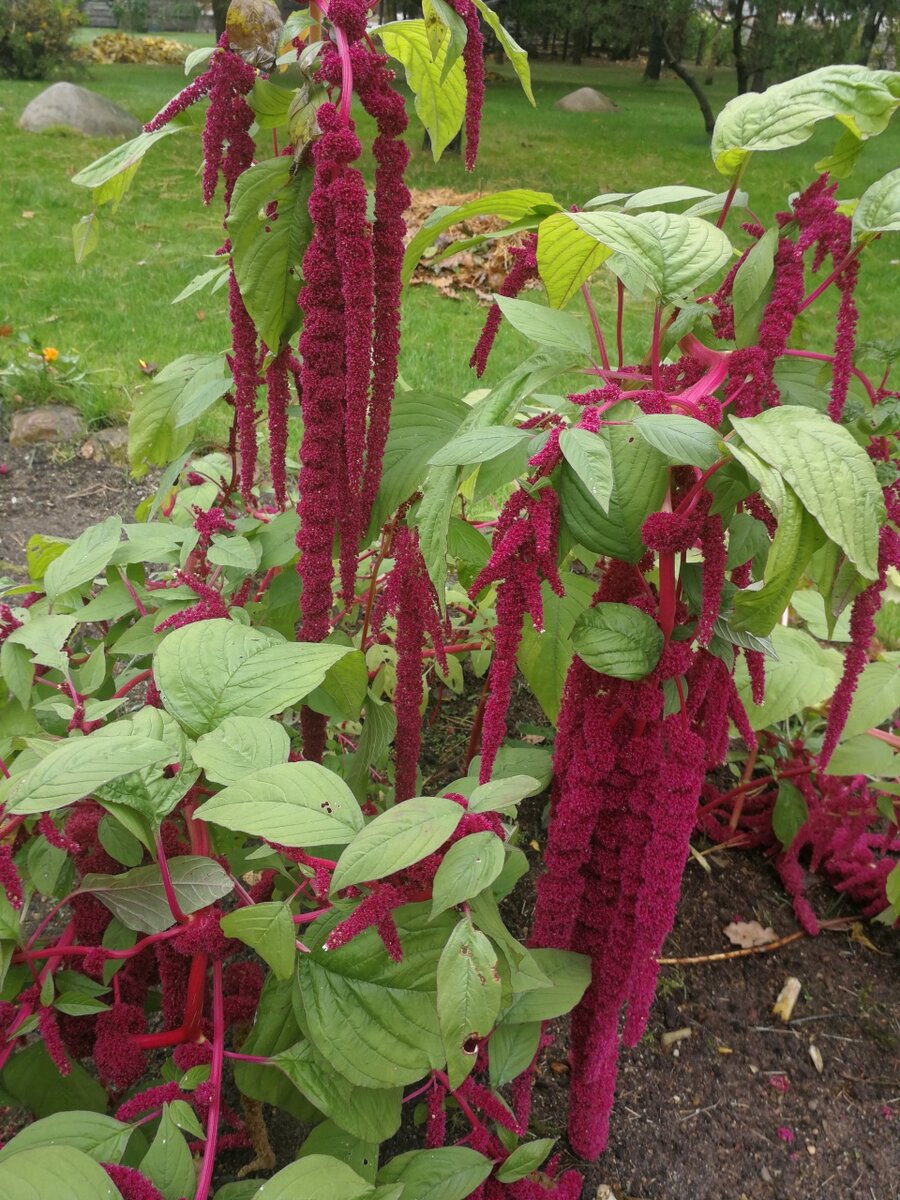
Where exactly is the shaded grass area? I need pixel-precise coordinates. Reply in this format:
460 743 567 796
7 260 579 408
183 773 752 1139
2 59 898 427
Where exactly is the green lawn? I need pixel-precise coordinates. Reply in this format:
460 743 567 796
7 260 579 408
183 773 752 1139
2 58 898 429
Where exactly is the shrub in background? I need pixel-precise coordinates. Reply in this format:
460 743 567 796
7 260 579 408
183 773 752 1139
0 0 81 80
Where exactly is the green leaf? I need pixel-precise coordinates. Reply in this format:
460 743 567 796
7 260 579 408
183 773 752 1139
402 190 558 286
467 892 550 994
558 429 614 510
467 745 553 793
129 354 230 476
726 512 771 571
571 603 663 680
423 0 467 82
0 1146 124 1200
839 658 900 742
501 948 591 1023
330 797 464 894
251 1156 373 1200
98 815 144 868
732 228 777 329
305 650 369 722
196 761 363 848
228 157 314 351
428 426 532 469
733 625 843 730
885 863 900 910
139 1105 195 1200
154 619 352 735
369 391 468 533
221 903 296 980
711 64 900 177
731 406 883 579
467 775 542 814
376 1148 493 1200
296 903 456 1087
297 1122 378 1184
517 574 596 722
233 977 318 1121
538 209 732 308
191 715 290 785
6 732 171 816
470 0 533 101
72 213 99 264
493 296 591 357
6 613 78 673
346 699 396 798
377 20 466 160
274 1041 403 1142
0 1113 133 1165
431 833 505 918
0 1042 107 1116
207 534 259 571
80 855 233 935
488 1021 542 1088
632 414 723 470
824 732 897 777
772 781 809 850
248 77 293 128
558 406 668 563
496 1138 557 1184
853 166 900 238
437 918 502 1088
44 516 122 603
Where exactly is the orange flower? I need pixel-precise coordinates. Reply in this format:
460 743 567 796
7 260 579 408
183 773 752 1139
41 347 59 363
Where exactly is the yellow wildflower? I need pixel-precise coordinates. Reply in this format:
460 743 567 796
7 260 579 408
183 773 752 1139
41 347 59 363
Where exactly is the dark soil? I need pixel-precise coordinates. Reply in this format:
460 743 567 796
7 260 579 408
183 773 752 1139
1 447 897 1200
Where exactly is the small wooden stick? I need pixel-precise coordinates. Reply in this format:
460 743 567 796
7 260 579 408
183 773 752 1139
657 918 854 966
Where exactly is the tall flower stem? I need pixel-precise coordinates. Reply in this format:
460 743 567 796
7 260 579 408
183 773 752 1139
194 962 225 1200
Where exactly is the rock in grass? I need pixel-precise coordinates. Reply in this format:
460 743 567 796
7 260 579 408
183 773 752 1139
18 82 140 137
9 406 86 446
554 87 618 114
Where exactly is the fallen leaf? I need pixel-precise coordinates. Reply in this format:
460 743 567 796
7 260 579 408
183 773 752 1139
809 1043 824 1074
0 325 13 337
850 921 886 954
772 976 802 1022
724 920 777 948
21 211 34 219
661 1027 692 1048
196 309 206 322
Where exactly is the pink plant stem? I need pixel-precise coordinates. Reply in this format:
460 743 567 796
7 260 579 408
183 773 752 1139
716 172 742 230
650 304 662 390
334 25 354 126
224 1050 271 1064
26 890 78 949
581 284 611 371
403 1075 437 1104
118 569 148 618
14 924 182 965
867 728 900 750
422 641 485 658
194 961 225 1200
616 278 625 368
798 244 865 313
0 922 75 1072
293 906 332 924
782 348 878 405
155 833 189 924
0 755 9 779
112 668 153 699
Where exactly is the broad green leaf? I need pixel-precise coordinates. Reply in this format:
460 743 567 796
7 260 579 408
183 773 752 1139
467 892 551 994
6 732 171 815
839 658 900 741
853 166 900 238
80 855 233 935
274 1041 403 1142
376 1148 493 1200
731 406 883 579
0 1113 133 1165
172 264 230 306
191 715 290 785
228 156 314 351
431 833 505 917
423 0 467 82
538 209 732 307
624 185 716 210
305 650 369 722
467 745 553 793
790 590 851 642
518 574 596 722
558 429 614 510
437 918 502 1087
496 1138 557 1184
44 516 122 602
402 190 559 286
207 534 259 571
558 405 668 562
296 903 456 1087
470 0 533 102
247 77 293 127
0 1146 124 1200
726 512 771 571
369 391 468 534
733 625 843 730
886 863 900 911
251 1155 373 1200
632 413 723 470
501 948 591 1023
153 619 352 735
72 213 99 264
196 761 363 848
824 732 897 777
467 775 542 814
732 228 777 328
488 1021 542 1088
378 20 466 160
330 797 464 893
571 603 663 680
6 613 78 673
493 296 591 357
297 1122 378 1184
711 64 900 176
139 1105 195 1200
129 354 230 476
772 781 809 850
346 698 397 798
428 426 532 469
220 903 296 980
233 977 317 1121
0 1042 107 1116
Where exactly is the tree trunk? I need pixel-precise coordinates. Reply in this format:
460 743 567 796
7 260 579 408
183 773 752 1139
572 26 586 65
857 4 884 64
664 38 716 135
730 0 749 94
213 0 228 39
695 24 709 65
644 23 665 80
704 25 721 85
562 27 570 61
747 0 779 91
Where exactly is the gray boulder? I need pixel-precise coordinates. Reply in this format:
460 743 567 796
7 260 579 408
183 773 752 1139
18 82 140 137
554 87 618 114
9 406 87 446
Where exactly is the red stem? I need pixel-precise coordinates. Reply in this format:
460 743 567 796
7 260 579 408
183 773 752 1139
650 304 662 390
581 284 610 371
193 962 225 1200
119 569 147 618
615 278 625 368
112 668 152 699
155 833 189 924
797 244 864 313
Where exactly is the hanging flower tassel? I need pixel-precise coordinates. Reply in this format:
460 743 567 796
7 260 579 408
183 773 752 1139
448 0 485 171
470 236 538 377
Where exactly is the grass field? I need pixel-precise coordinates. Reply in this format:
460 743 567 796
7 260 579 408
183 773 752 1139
2 54 899 429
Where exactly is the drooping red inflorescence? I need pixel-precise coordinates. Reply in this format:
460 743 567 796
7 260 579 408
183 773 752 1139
698 513 726 646
470 236 539 377
372 526 447 802
0 845 23 910
93 1003 148 1090
228 270 262 505
200 42 256 208
102 1164 165 1200
447 0 485 170
38 1006 71 1076
469 487 564 782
